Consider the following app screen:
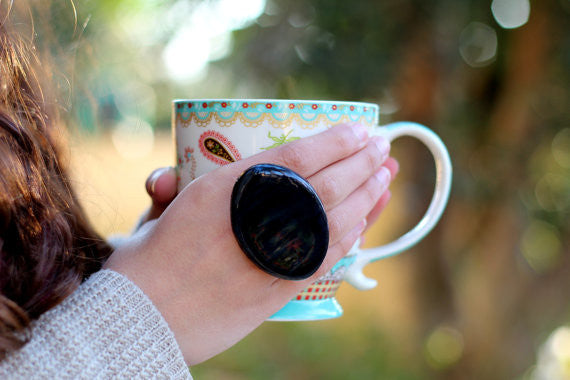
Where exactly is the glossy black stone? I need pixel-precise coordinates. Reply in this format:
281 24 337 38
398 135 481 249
231 164 329 280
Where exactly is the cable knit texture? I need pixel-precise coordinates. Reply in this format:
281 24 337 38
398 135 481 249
0 270 192 379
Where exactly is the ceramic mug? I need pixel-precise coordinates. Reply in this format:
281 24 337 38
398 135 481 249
173 99 452 321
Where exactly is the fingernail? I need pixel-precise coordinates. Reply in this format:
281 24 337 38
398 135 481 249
372 136 390 161
357 218 367 234
359 235 366 248
146 167 170 195
350 123 368 143
392 160 400 177
374 166 391 187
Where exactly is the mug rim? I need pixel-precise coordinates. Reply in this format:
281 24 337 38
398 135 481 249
172 98 379 110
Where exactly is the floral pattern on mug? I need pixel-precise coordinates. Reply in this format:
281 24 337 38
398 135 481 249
182 146 197 181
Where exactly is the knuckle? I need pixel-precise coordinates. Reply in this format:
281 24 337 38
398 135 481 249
186 176 211 205
314 233 356 278
277 144 308 173
314 257 335 279
327 213 344 239
316 175 339 205
332 128 355 153
187 172 228 208
365 144 382 172
194 173 215 193
339 234 357 256
362 178 381 205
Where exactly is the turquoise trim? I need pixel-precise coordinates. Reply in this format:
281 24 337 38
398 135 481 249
195 112 210 121
267 298 343 321
173 99 379 125
331 254 356 272
265 256 353 321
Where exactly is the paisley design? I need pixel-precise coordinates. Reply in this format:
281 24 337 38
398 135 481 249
198 130 241 165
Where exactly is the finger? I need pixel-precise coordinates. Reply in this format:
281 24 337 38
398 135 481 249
143 167 177 223
309 136 390 210
362 157 398 232
364 190 391 233
383 157 400 178
146 167 177 204
227 123 370 179
326 166 391 246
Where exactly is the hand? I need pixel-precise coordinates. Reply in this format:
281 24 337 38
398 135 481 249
137 157 397 241
105 123 396 365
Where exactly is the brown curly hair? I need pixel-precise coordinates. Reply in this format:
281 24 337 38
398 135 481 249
0 3 113 359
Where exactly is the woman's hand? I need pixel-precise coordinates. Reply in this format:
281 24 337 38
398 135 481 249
106 123 397 365
139 150 398 233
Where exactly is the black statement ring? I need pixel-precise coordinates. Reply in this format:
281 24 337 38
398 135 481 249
230 163 329 280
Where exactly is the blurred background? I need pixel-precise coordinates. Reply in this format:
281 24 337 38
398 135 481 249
26 0 570 378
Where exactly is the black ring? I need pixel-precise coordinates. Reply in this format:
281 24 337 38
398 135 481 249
230 164 329 280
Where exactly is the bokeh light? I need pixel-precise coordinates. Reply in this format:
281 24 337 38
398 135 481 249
459 22 498 67
491 0 531 29
535 173 570 212
533 326 570 380
552 128 570 169
162 0 266 82
111 117 155 160
424 325 464 369
378 90 400 116
114 82 157 124
521 220 562 273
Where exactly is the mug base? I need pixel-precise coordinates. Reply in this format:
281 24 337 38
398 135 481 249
267 298 343 321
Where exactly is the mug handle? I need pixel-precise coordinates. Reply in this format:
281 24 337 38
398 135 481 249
344 122 453 290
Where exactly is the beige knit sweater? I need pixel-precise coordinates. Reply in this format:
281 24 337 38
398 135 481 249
0 270 192 379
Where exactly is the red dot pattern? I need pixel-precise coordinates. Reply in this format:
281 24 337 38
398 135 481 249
295 280 342 301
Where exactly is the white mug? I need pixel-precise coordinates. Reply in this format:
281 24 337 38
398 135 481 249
173 99 452 321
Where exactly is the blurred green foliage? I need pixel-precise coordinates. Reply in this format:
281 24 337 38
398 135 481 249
29 0 570 378
192 322 423 380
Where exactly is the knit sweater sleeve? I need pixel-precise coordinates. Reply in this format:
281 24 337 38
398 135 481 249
0 270 192 379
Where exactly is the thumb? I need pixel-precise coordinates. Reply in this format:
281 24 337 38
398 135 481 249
143 166 178 223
